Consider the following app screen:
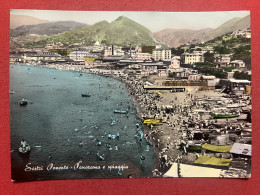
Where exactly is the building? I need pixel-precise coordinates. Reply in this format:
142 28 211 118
188 74 202 81
23 53 62 62
70 60 86 65
139 62 167 76
201 48 215 54
102 55 129 63
104 46 125 57
69 51 90 60
169 58 181 69
200 75 219 87
232 29 251 38
181 52 204 64
230 60 246 69
45 42 64 49
135 52 152 61
10 54 23 63
219 79 251 95
213 56 231 67
152 49 171 61
227 72 235 80
168 68 194 79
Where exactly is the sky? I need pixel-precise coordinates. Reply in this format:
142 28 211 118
11 10 250 32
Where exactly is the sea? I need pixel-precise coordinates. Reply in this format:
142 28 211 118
10 64 155 181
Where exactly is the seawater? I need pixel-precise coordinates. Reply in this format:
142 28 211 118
10 64 154 181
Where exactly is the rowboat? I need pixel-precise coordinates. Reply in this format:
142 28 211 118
81 94 91 97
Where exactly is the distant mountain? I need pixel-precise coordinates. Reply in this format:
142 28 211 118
206 15 250 40
10 34 49 50
10 15 49 29
26 16 160 48
154 15 250 48
154 28 214 48
10 21 88 37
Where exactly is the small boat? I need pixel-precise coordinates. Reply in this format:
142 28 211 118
97 152 105 161
211 113 238 119
81 94 91 97
18 140 31 156
20 99 28 106
9 90 16 94
114 110 128 114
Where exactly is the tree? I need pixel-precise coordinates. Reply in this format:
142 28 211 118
203 52 214 63
214 46 230 54
172 48 184 56
233 71 251 81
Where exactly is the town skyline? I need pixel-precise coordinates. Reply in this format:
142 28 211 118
11 10 250 32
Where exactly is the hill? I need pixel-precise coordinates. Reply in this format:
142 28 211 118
10 15 49 29
206 15 250 41
154 15 250 48
154 28 213 48
26 16 160 48
10 21 88 37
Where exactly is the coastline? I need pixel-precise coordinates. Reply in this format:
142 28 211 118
13 62 251 178
17 63 164 176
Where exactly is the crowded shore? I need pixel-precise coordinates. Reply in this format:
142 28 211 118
17 61 251 178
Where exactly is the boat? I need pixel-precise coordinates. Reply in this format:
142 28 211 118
81 94 91 97
211 113 239 119
143 119 166 124
18 140 31 156
97 152 105 161
20 99 28 106
114 110 128 114
9 89 16 94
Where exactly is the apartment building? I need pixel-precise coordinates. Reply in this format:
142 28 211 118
152 49 171 61
181 52 204 64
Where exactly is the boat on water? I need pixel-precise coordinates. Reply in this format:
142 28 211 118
114 109 128 114
20 98 28 106
97 152 105 161
9 89 16 94
211 113 239 119
143 119 166 124
81 94 91 97
18 140 31 156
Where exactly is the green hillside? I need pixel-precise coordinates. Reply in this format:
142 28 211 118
26 16 159 48
100 16 157 46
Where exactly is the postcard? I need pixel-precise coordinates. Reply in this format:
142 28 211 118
10 10 251 181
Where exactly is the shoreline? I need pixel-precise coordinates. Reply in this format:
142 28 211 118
13 63 161 176
17 63 164 175
13 63 252 178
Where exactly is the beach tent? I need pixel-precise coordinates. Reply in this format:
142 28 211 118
194 156 232 166
202 143 232 153
156 91 162 95
163 163 222 177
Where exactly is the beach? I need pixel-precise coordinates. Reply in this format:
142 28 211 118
21 62 251 177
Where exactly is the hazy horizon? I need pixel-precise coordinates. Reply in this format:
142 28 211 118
10 10 250 32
